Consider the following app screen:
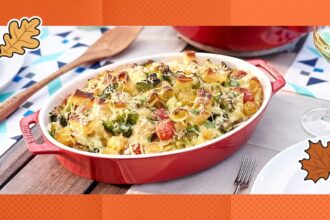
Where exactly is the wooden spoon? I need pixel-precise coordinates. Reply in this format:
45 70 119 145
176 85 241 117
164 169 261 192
0 26 142 121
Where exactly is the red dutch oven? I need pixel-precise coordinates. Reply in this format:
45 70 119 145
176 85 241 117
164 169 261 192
20 53 285 184
174 26 310 57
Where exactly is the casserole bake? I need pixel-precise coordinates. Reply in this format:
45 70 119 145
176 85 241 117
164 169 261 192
20 52 285 184
48 51 263 155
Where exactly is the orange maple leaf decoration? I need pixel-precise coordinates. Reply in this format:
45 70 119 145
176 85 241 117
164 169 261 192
300 140 330 183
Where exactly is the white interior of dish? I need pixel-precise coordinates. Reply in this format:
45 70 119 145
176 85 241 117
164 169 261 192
38 53 273 159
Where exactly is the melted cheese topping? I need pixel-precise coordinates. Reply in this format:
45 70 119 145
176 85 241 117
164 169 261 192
48 51 263 155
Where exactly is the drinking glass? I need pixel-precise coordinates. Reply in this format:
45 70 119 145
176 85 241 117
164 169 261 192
301 26 330 136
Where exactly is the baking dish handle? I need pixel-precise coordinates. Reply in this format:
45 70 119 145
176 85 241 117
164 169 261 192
247 59 286 94
20 111 61 154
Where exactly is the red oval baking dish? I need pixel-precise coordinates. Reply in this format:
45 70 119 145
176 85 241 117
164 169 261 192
20 53 285 184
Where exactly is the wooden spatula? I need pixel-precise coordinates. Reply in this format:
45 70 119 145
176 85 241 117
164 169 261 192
0 26 142 121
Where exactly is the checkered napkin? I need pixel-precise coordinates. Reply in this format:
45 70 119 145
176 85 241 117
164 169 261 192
0 26 186 156
283 33 330 100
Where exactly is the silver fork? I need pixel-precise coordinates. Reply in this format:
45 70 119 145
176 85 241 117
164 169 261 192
233 155 257 194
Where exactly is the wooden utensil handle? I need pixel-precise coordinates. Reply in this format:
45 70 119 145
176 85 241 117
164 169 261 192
0 58 85 121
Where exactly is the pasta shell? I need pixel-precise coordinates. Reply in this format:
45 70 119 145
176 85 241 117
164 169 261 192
243 101 258 116
116 71 138 95
190 109 212 125
145 142 163 154
174 121 187 133
106 136 128 153
161 84 174 101
174 74 193 94
183 50 196 64
117 71 129 82
148 92 165 108
110 92 130 108
200 126 218 140
201 67 218 83
100 148 120 155
249 77 261 93
123 80 138 96
101 70 116 85
112 100 127 108
177 74 193 83
54 127 76 147
68 90 94 109
193 88 213 109
170 107 189 122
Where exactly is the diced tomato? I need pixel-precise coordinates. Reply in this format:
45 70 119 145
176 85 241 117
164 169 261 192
131 143 142 154
154 108 169 120
232 70 247 78
241 88 254 103
155 120 175 141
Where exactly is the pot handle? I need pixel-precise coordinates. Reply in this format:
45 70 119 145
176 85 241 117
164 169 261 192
247 59 286 94
20 111 61 154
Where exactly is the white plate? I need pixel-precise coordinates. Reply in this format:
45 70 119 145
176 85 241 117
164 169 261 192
0 54 26 91
251 136 330 194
